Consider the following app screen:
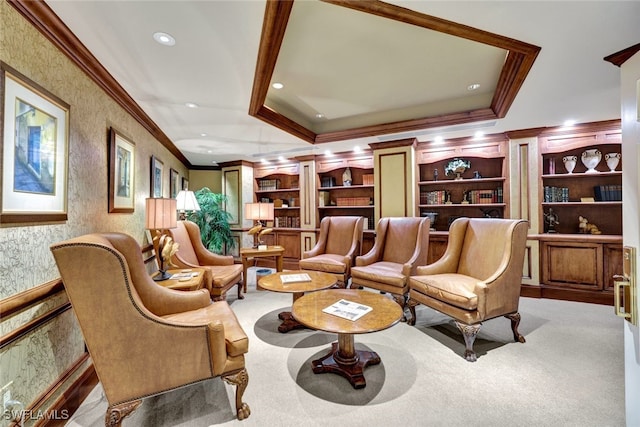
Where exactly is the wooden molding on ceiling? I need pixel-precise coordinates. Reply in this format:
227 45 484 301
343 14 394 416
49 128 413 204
249 0 541 145
8 0 192 167
604 43 640 67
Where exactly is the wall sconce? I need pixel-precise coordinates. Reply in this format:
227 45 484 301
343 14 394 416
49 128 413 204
145 198 178 280
176 190 201 220
244 202 274 249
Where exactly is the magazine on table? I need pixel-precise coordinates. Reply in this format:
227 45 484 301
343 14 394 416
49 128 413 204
322 299 372 321
280 273 312 284
169 272 199 280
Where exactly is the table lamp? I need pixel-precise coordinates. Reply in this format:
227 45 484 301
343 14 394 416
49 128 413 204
176 190 201 220
145 197 178 280
244 202 274 249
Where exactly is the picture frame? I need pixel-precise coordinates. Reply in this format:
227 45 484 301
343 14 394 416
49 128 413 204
108 127 135 213
169 168 179 198
150 155 164 197
1 62 70 224
181 177 189 191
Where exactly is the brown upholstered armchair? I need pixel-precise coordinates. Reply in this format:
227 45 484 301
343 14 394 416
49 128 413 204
350 217 430 313
299 216 364 287
50 233 250 426
408 217 528 362
163 220 243 301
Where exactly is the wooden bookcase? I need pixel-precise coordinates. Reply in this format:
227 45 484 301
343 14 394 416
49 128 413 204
416 137 509 231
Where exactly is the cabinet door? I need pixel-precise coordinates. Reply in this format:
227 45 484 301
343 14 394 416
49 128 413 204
603 243 623 292
541 241 603 290
276 231 301 260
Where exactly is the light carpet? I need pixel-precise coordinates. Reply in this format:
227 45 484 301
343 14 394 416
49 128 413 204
67 267 625 427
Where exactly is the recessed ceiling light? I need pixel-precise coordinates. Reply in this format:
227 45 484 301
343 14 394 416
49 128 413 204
324 150 333 157
563 119 576 127
185 102 199 108
272 82 284 89
278 156 286 162
261 158 270 164
434 136 444 144
474 131 485 139
153 32 176 46
353 146 362 153
207 150 212 153
315 113 324 119
467 83 481 91
201 133 208 137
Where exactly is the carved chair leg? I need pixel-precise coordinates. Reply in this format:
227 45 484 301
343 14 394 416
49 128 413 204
505 312 526 343
237 282 244 300
392 293 407 322
407 298 419 326
105 400 141 427
455 321 481 362
222 368 251 420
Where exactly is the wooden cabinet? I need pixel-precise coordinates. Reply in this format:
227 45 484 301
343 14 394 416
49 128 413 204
259 230 301 270
316 153 375 230
539 128 622 235
254 163 301 229
416 137 509 231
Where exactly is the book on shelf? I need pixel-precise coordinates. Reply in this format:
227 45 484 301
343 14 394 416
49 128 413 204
322 299 373 321
593 185 622 201
280 273 312 284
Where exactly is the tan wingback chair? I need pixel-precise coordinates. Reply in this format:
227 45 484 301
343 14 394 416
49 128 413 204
299 216 364 287
408 217 528 362
164 220 243 301
50 233 250 426
350 217 430 313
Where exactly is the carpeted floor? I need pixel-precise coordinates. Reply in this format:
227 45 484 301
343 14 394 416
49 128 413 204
67 267 625 427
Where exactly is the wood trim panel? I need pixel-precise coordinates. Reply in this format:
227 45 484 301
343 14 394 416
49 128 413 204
0 279 64 318
223 169 240 225
1 303 71 349
249 0 540 144
603 42 640 67
7 0 190 167
378 152 408 217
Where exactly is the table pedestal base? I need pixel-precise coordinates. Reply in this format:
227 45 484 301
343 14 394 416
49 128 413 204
311 333 380 389
277 311 306 333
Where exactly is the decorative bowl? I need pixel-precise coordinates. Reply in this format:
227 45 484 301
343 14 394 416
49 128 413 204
445 158 471 180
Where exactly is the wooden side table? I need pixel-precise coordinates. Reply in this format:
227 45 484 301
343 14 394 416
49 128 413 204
240 245 285 293
152 268 206 291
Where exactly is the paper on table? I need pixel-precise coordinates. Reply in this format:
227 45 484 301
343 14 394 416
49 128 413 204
322 299 372 321
280 273 312 283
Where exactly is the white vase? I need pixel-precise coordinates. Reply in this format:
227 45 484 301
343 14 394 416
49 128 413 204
605 152 621 172
562 156 577 174
581 149 601 173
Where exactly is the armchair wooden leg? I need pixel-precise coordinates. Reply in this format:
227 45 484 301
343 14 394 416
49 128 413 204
237 282 244 300
222 368 251 420
455 321 481 362
105 400 141 427
392 294 407 322
407 298 419 326
505 312 526 343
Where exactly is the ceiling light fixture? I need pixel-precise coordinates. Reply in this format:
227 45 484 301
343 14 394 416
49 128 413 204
272 82 284 89
153 32 176 46
474 131 485 139
261 158 270 164
315 113 324 119
185 102 199 108
278 156 286 162
200 133 207 137
434 136 444 144
563 119 577 127
467 83 481 91
353 146 362 153
324 150 333 157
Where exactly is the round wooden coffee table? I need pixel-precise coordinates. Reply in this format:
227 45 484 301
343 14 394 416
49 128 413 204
258 270 337 333
291 289 402 389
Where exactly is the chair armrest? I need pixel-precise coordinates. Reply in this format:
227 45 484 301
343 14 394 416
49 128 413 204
198 250 234 266
147 288 211 317
303 243 324 259
416 261 451 276
207 321 227 375
355 247 380 266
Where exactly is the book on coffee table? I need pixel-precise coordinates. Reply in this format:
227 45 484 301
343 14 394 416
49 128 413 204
322 299 372 321
280 273 312 284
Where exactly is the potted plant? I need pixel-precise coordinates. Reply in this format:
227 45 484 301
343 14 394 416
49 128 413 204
186 187 235 254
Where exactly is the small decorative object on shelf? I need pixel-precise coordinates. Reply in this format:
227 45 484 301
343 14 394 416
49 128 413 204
342 167 352 186
445 191 453 204
461 190 470 204
581 148 602 173
421 212 438 230
578 216 602 235
562 155 577 174
605 152 621 172
433 168 439 181
445 158 471 180
548 157 556 174
544 208 559 233
473 170 482 179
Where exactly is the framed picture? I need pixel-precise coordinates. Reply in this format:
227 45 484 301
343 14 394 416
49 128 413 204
108 127 135 213
150 155 164 197
1 62 70 224
169 168 179 198
181 177 189 191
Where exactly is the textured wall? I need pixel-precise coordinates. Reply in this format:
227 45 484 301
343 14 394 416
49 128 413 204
0 2 189 419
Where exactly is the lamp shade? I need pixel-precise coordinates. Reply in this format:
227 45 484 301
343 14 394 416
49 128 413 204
244 202 274 221
145 198 177 230
176 190 201 212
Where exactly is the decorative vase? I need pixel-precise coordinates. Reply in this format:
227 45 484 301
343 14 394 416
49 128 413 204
562 156 577 174
581 149 602 173
605 152 621 172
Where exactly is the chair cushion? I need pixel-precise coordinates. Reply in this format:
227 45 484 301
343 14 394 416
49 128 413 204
162 301 249 357
299 254 347 274
410 273 478 311
351 261 405 287
208 264 242 288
